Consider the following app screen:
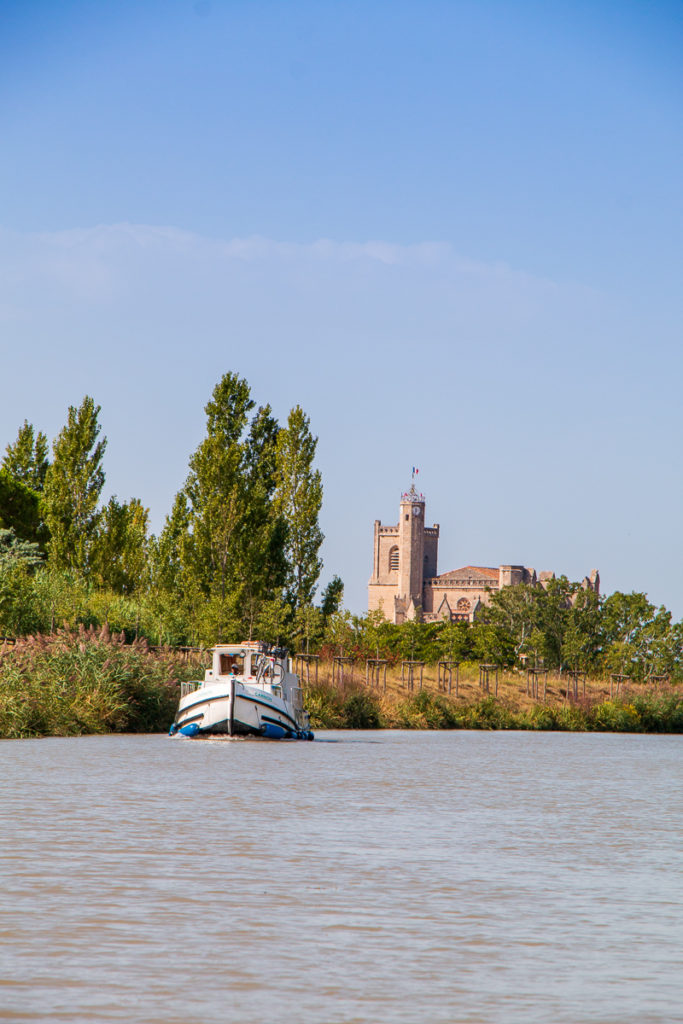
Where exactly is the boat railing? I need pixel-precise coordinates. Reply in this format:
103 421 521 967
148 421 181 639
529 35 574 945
180 681 201 698
291 687 304 713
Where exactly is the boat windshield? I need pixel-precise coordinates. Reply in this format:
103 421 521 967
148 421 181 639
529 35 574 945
219 653 245 676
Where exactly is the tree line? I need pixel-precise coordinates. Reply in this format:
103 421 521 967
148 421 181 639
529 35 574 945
0 373 342 647
2 372 681 682
325 581 683 682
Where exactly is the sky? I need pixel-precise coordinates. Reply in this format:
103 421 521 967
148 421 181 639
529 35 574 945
1 0 682 617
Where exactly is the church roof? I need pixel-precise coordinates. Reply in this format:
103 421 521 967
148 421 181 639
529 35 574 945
435 565 499 581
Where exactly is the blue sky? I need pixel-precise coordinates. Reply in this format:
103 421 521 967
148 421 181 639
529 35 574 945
1 0 682 616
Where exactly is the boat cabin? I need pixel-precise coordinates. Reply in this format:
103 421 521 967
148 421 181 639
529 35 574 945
204 643 290 697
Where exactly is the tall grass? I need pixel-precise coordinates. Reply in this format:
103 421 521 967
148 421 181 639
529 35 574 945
0 626 203 738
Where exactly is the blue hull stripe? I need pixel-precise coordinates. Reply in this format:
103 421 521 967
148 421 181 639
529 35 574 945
177 690 300 732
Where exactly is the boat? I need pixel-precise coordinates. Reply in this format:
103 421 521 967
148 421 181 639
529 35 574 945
169 641 314 740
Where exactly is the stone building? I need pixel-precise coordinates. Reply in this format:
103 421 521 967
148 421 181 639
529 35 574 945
368 486 599 624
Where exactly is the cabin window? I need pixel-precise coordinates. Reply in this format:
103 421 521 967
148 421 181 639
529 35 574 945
389 546 399 571
220 653 244 675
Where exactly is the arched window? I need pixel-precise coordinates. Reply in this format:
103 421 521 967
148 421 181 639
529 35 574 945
389 546 399 572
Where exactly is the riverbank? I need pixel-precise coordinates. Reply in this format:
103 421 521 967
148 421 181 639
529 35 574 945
303 661 683 732
1 632 681 737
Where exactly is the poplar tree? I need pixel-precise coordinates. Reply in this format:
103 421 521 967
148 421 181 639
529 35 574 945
42 396 106 573
183 372 255 601
90 496 149 594
152 491 191 595
274 405 323 610
2 421 49 491
163 373 288 642
236 403 288 637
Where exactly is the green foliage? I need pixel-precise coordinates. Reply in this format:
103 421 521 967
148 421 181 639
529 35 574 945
472 622 514 666
2 420 49 491
302 679 347 728
274 405 324 610
91 497 149 595
562 587 602 672
0 629 203 738
343 690 382 728
0 528 43 571
485 583 540 659
0 469 44 546
160 374 295 644
292 602 324 653
438 621 473 662
321 575 344 620
396 689 460 729
0 530 45 637
43 396 106 573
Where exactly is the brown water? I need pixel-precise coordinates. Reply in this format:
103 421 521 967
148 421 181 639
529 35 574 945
1 731 681 1023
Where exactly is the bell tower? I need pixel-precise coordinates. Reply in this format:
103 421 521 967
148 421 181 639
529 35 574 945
398 485 425 609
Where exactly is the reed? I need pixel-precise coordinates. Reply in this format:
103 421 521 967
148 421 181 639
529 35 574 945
0 627 203 738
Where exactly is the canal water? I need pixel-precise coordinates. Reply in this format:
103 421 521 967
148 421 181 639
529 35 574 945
1 731 681 1023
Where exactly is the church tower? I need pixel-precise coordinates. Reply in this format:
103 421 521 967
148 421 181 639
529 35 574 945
368 483 439 622
397 485 425 610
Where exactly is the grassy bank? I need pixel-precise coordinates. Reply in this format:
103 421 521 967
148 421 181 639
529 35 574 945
1 638 681 737
301 660 683 733
303 682 683 733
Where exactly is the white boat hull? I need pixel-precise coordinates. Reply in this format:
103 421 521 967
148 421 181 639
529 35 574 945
170 678 313 740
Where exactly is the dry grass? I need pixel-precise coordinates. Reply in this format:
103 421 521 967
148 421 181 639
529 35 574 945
301 659 661 712
299 659 683 732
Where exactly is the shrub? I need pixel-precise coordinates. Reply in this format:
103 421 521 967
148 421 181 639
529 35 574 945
343 690 383 728
395 690 460 729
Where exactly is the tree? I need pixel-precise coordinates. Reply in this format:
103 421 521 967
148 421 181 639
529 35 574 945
0 528 43 572
484 583 540 661
168 374 291 643
292 602 323 652
601 592 666 682
437 620 472 663
182 373 254 603
151 491 191 594
0 469 44 546
321 575 344 620
534 576 574 669
274 405 323 610
235 404 288 639
0 529 44 637
42 396 106 573
2 421 49 491
562 588 603 672
472 622 514 666
90 497 149 595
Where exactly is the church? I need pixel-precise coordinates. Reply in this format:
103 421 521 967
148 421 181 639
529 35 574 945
368 486 600 623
